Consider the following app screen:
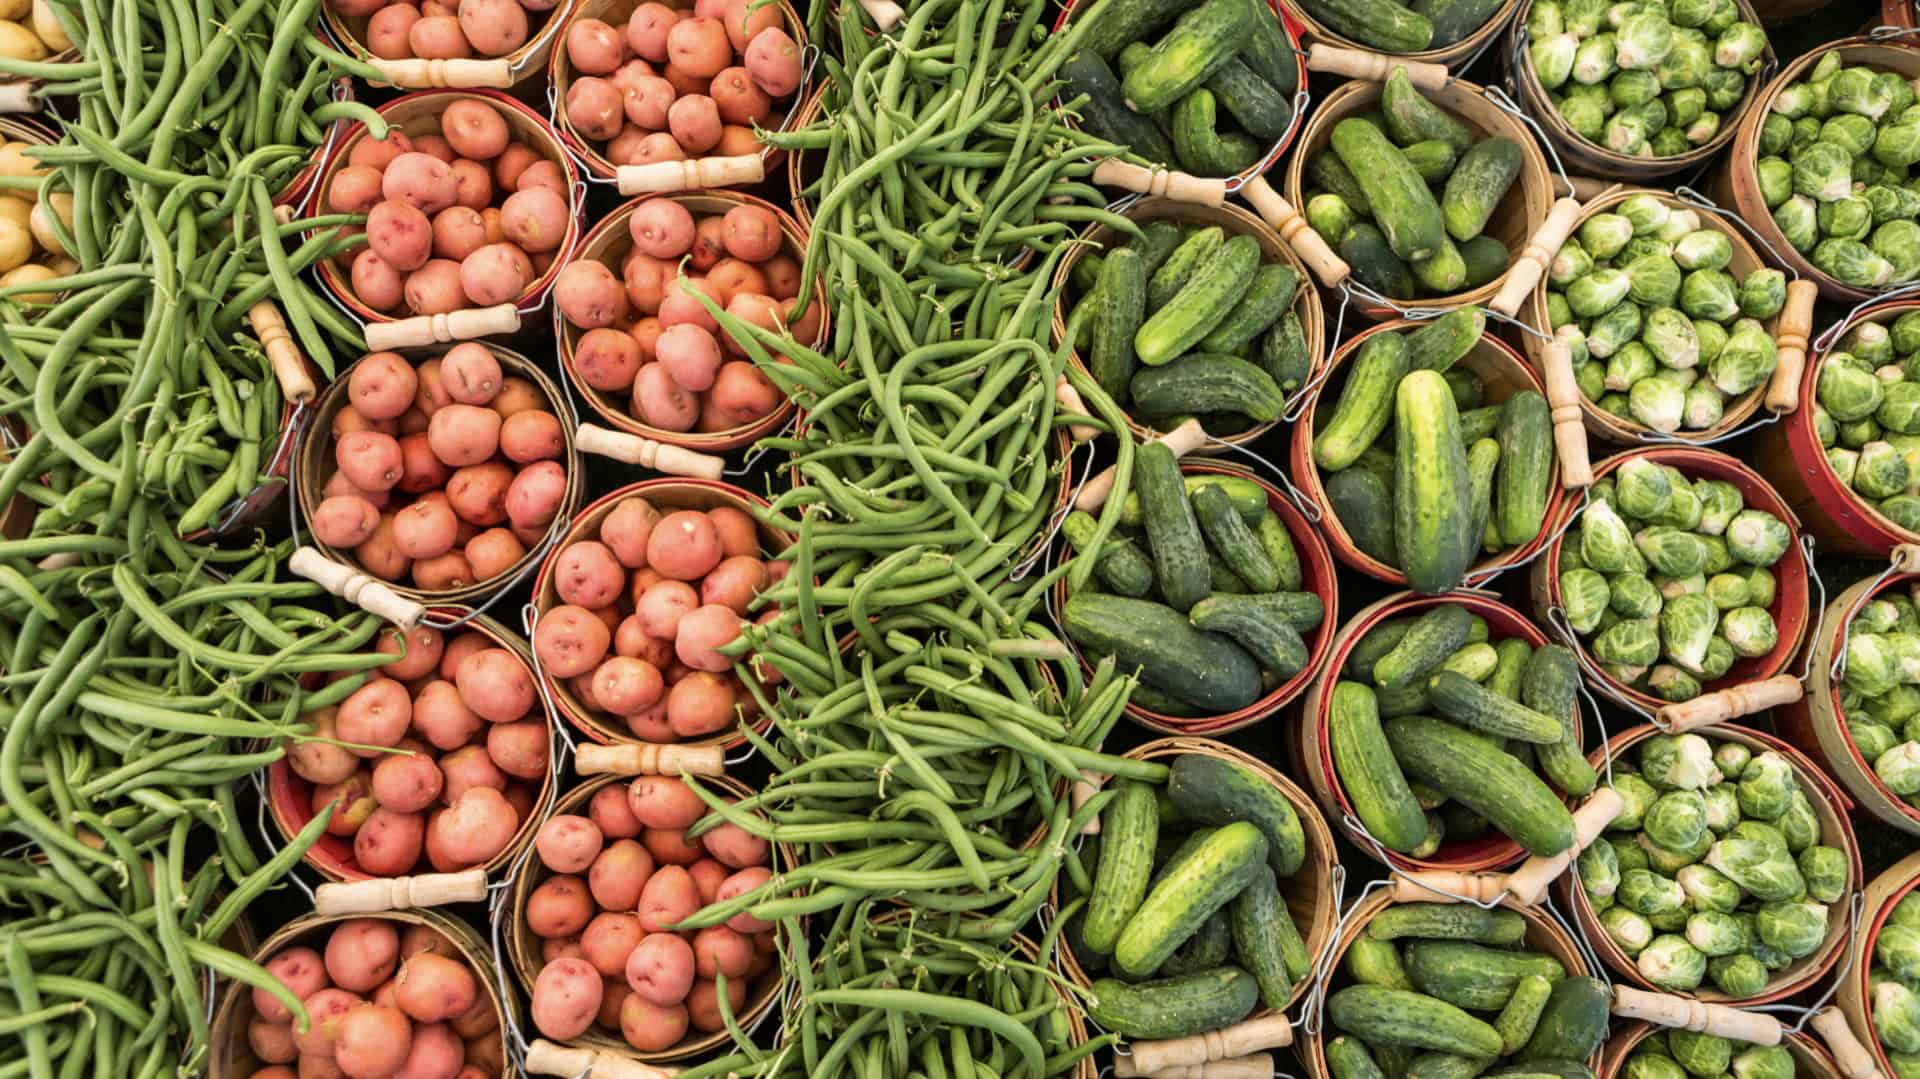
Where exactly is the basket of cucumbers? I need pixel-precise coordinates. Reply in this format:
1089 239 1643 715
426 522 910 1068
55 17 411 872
1290 311 1569 593
1282 68 1552 320
1054 458 1338 734
1057 739 1338 1051
1303 892 1608 1079
1300 591 1592 873
1051 198 1327 451
1279 0 1525 70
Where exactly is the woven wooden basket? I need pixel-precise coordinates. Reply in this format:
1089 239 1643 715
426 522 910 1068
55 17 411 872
503 772 788 1064
321 0 569 88
294 343 583 606
532 477 791 748
209 909 515 1079
1600 1023 1847 1079
558 191 817 452
1563 723 1860 1006
1047 197 1326 453
1281 0 1523 71
1838 848 1920 1079
1283 76 1552 322
1290 319 1570 587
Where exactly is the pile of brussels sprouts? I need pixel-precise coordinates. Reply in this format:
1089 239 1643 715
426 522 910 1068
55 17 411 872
1524 0 1768 158
1619 1029 1798 1079
1558 458 1791 701
1548 193 1786 433
1813 313 1920 534
1835 586 1920 805
1580 732 1849 995
1871 891 1920 1072
1754 52 1920 288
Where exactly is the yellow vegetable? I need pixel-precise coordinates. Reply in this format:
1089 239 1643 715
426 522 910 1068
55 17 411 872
0 19 46 61
29 0 65 51
28 190 68 256
0 142 45 185
0 195 29 231
0 0 27 22
0 218 30 273
1 262 56 303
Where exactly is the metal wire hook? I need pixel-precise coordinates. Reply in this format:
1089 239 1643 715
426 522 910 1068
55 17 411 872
1814 281 1920 354
1632 405 1782 448
1485 81 1573 198
1798 533 1828 683
522 602 582 760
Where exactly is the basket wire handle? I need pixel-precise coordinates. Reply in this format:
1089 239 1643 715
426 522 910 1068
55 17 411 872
1343 278 1452 323
1747 891 1865 1034
1199 431 1288 485
1798 532 1828 683
1281 288 1344 423
1339 812 1511 909
1484 82 1574 200
1545 604 1660 724
522 602 583 761
418 517 571 632
1871 23 1920 38
1630 405 1782 448
1826 546 1920 683
488 835 542 1074
1544 886 1612 987
1462 485 1587 588
1012 438 1095 583
725 413 800 479
1303 877 1392 1036
248 768 318 904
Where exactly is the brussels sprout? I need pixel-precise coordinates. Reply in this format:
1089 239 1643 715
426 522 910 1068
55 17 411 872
1598 617 1662 666
1535 32 1581 90
1730 1045 1795 1079
1657 572 1709 600
1820 112 1882 156
1627 1051 1689 1079
1833 65 1897 121
1638 527 1709 577
1662 592 1721 673
1707 952 1769 996
1753 899 1828 959
1648 664 1703 702
1642 732 1720 790
1672 229 1732 271
1733 752 1796 821
1582 213 1636 259
1735 269 1787 320
1679 269 1741 322
1879 741 1920 795
1880 923 1920 986
1643 827 1713 874
1574 837 1620 904
1600 392 1636 421
1616 10 1675 69
1753 115 1793 161
1666 1032 1733 1079
1703 572 1750 611
1612 772 1664 830
1675 864 1740 913
1732 817 1790 852
1879 979 1920 1055
1705 742 1751 780
1621 867 1689 915
1584 499 1646 573
1704 67 1747 111
1883 69 1916 114
1623 235 1679 263
1610 342 1661 391
1550 241 1595 288
1569 267 1634 318
1848 634 1903 697
1727 509 1792 567
1592 301 1647 360
1820 357 1887 421
1659 41 1712 95
1611 195 1669 237
1873 220 1920 284
1559 324 1593 370
1562 95 1609 141
1877 683 1920 727
1616 457 1674 519
1632 307 1698 372
1896 313 1920 358
1773 194 1820 253
1639 934 1708 990
1706 836 1806 901
1685 481 1737 537
1603 905 1657 954
1814 238 1897 289
1696 634 1736 680
1628 253 1685 306
1856 441 1915 501
1755 156 1794 208
1794 140 1855 202
1893 893 1920 934
1563 567 1613 633
1549 291 1576 329
1574 32 1622 86
1671 382 1720 430
1684 110 1721 145
1819 195 1876 241
1796 845 1847 904
1612 69 1665 110
1817 405 1840 448
1882 495 1920 531
1710 318 1780 397
1708 20 1764 70
1530 0 1565 35
1852 721 1903 764
1721 606 1780 660
1881 384 1920 438
1611 572 1665 619
1699 784 1741 834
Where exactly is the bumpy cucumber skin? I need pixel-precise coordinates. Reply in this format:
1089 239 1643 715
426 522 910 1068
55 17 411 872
1331 681 1429 853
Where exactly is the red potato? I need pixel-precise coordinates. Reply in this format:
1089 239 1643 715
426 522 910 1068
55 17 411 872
759 254 800 299
691 926 752 979
294 988 366 1059
414 133 456 161
662 62 710 97
491 145 537 192
415 360 456 415
516 159 566 195
637 864 699 932
567 77 625 141
542 936 583 967
621 995 689 1051
706 506 757 558
601 978 635 1027
314 773 377 836
454 647 534 722
432 207 490 262
455 0 526 55
600 498 659 568
666 672 734 738
629 200 696 260
399 408 434 437
404 259 468 316
442 100 510 161
339 678 414 753
401 927 457 961
385 153 459 215
647 511 722 580
447 461 513 526
592 657 664 715
589 783 643 838
396 434 452 494
368 200 435 273
744 27 803 97
554 260 627 329
666 95 721 153
449 160 493 211
629 131 686 166
721 203 781 262
666 16 730 77
352 130 415 171
450 990 498 1040
655 323 722 392
674 604 743 671
581 912 646 977
394 498 460 560
535 604 611 679
350 353 420 421
708 68 771 127
437 343 502 406
290 709 359 785
624 932 695 1006
366 5 421 59
395 952 479 1024
506 461 567 532
411 14 472 58
255 948 327 1024
379 625 446 681
351 251 407 313
374 751 446 813
657 277 721 333
616 617 673 668
500 187 570 254
695 550 761 606
531 958 602 1040
716 867 774 932
298 1056 344 1079
706 258 767 306
426 404 503 467
412 680 482 751
573 327 643 393
628 776 703 829
621 251 673 313
392 1022 464 1079
610 57 658 94
249 1018 299 1064
702 817 768 870
605 125 650 166
553 541 625 609
634 579 697 640
626 3 679 60
355 807 426 875
622 75 675 130
314 495 383 549
357 515 412 582
439 743 507 800
714 125 761 157
491 378 543 419
527 874 594 938
459 243 533 307
568 17 626 74
588 837 654 909
624 700 676 741
337 431 405 493
485 718 548 780
686 977 745 1035
499 410 562 463
414 551 475 591
687 857 728 904
327 919 403 993
536 814 603 873
642 828 702 867
719 0 781 50
331 165 388 215
686 218 726 272
465 529 526 579
428 786 519 868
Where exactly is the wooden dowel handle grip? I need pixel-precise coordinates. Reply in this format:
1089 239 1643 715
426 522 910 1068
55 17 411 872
0 81 37 113
1123 1013 1294 1074
1074 419 1208 512
575 424 725 480
1812 1008 1887 1079
1611 986 1784 1045
1894 543 1920 574
1504 787 1625 904
1090 160 1227 207
367 57 513 89
1118 1054 1275 1078
1073 770 1104 836
856 0 904 30
1540 339 1593 488
574 743 726 776
1240 176 1349 288
364 304 520 350
1655 674 1804 732
616 155 764 195
312 869 487 914
1054 378 1101 444
248 301 316 403
290 546 425 628
1553 175 1615 200
1304 46 1448 89
523 1040 680 1079
1492 197 1583 317
1388 870 1510 904
1767 279 1818 413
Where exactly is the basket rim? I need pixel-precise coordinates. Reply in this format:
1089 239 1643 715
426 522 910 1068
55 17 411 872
1600 1021 1845 1079
1278 0 1525 66
319 0 571 82
1786 297 1920 549
1808 568 1920 827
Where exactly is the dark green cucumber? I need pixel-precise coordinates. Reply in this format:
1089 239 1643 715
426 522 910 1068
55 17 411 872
1427 670 1564 743
1200 262 1300 353
1407 1055 1497 1079
1193 589 1322 630
1083 779 1160 954
1149 226 1224 310
1403 139 1459 183
1378 1044 1422 1079
1521 645 1597 796
1459 403 1505 444
1171 88 1264 177
1161 909 1232 975
1121 474 1266 525
1122 0 1255 112
1238 0 1300 94
1382 67 1475 153
1077 0 1190 58
1167 752 1305 876
1308 150 1373 215
1137 234 1261 365
1209 555 1249 594
1131 680 1207 717
1062 593 1263 712
1379 681 1433 717
1373 604 1474 689
1329 1037 1391 1079
1060 50 1178 165
1406 941 1567 1010
1411 0 1509 46
1347 933 1417 990
1259 311 1312 393
1315 329 1409 472
1091 247 1146 400
1088 968 1259 1038
1486 638 1535 703
1462 235 1510 287
1466 436 1501 557
1442 137 1525 243
1113 821 1267 976
1190 594 1309 677
1367 902 1527 944
1130 354 1285 420
1297 0 1434 51
1412 238 1469 295
1445 367 1484 411
1488 1062 1596 1079
1342 221 1417 299
1327 986 1503 1058
1133 220 1188 279
1135 442 1210 611
1231 865 1293 1006
1495 390 1553 547
1349 617 1415 680
1150 826 1218 889
1394 370 1474 594
1256 511 1303 591
1383 717 1576 857
1193 485 1280 592
1333 117 1448 262
1517 977 1610 1063
1497 974 1555 1056
1207 57 1294 141
1071 251 1105 293
1061 510 1156 597
1332 681 1429 852
1326 466 1398 566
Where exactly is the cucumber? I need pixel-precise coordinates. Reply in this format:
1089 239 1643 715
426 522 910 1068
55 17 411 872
1195 589 1322 630
1088 968 1259 1039
1518 977 1610 1063
1083 779 1160 954
1402 139 1459 183
1331 681 1428 853
1443 137 1525 243
1495 390 1553 547
1091 247 1146 400
1191 594 1309 677
1132 681 1206 717
1489 1064 1596 1079
1061 511 1156 597
1333 118 1448 262
1406 941 1567 1010
1308 193 1359 240
1382 67 1475 153
1296 0 1434 51
1439 641 1496 680
1308 150 1373 216
1441 802 1491 841
1407 1055 1497 1079
1238 0 1300 94
1137 234 1261 365
1200 262 1300 354
1378 1044 1422 1079
1446 368 1484 411
1326 466 1398 566
1411 238 1469 295
1171 88 1263 177
1460 404 1505 444
1383 717 1577 857
1150 826 1219 889
1161 910 1232 975
1349 617 1415 680
1259 311 1312 393
1411 0 1509 45
1315 330 1409 472
1273 892 1312 981
1193 486 1280 592
1061 50 1178 165
1209 556 1249 594
1485 638 1535 703
1379 682 1432 717
1342 221 1417 299
1374 604 1474 689
1465 437 1501 560
1062 594 1263 712
1522 645 1598 796
1326 986 1504 1058
1149 227 1224 309
1122 475 1267 526
1329 1037 1391 1079
1346 932 1416 990
1230 865 1293 1006
1207 57 1293 141
1072 252 1106 293
1167 752 1306 876
1427 669 1564 743
1367 902 1527 944
1113 821 1267 976
1063 833 1107 975
1394 370 1474 594
1122 0 1254 112
1077 0 1189 58
1256 511 1303 591
1130 354 1286 420
1462 235 1510 287
1133 220 1188 279
1497 974 1555 1055
1135 442 1210 612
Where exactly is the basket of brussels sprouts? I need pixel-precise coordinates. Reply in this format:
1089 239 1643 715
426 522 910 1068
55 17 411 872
1755 298 1920 559
1523 186 1817 445
1835 849 1920 1079
1600 1022 1853 1079
1530 446 1812 715
1504 0 1774 180
1716 38 1920 302
1565 725 1860 1004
